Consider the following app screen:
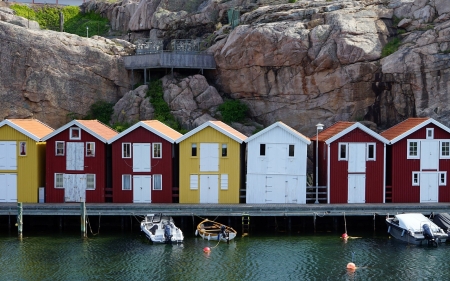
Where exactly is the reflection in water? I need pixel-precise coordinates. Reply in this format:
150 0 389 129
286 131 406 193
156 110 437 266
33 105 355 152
0 231 450 280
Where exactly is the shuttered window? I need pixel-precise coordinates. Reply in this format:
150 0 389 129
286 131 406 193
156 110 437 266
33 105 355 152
122 175 131 190
55 173 64 188
153 143 162 158
122 143 131 158
86 142 95 157
221 174 228 190
86 174 95 190
153 174 162 190
190 175 198 190
56 141 65 156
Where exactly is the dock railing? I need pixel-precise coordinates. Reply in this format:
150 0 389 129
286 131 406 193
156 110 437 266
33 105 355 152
306 186 327 204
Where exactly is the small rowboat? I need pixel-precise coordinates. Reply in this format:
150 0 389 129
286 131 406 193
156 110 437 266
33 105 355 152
196 219 237 242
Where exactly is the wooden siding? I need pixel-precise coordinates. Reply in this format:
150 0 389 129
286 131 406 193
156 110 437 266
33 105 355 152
123 52 216 69
0 125 45 203
110 126 175 203
45 126 108 203
179 126 242 203
391 124 450 203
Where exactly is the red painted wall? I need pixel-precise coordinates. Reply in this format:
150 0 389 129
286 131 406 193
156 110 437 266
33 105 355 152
111 127 174 203
45 126 107 203
326 128 385 204
391 124 450 203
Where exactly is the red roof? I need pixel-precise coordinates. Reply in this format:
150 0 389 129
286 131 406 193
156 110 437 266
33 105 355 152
310 122 354 142
380 118 430 141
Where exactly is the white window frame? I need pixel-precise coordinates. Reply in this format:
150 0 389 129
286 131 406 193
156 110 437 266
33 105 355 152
440 141 450 159
439 172 447 186
152 143 162 159
412 172 420 186
426 128 434 139
55 173 64 189
407 140 420 159
338 143 348 161
86 142 95 157
70 127 81 140
366 143 376 161
122 174 132 190
222 144 228 157
190 174 198 190
56 141 65 156
153 174 162 190
86 174 96 190
260 144 266 156
191 143 197 157
221 174 228 190
288 144 295 157
122 143 131 158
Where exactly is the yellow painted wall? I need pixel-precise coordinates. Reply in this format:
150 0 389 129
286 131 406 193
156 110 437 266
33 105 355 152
0 126 45 203
179 126 241 203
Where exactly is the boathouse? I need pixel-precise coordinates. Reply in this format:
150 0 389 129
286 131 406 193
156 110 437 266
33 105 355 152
42 120 118 203
311 122 389 204
0 119 54 203
176 121 247 204
244 122 310 204
381 118 450 203
107 120 182 203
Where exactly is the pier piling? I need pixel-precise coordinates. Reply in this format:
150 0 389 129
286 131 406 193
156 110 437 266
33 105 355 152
17 202 23 238
81 202 86 238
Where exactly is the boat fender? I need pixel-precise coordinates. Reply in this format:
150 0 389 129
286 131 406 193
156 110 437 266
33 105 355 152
195 229 198 236
208 234 211 241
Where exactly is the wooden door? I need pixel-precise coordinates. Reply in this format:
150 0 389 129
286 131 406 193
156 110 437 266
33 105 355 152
421 141 439 170
200 175 218 203
133 175 151 203
348 143 365 173
0 173 17 202
420 172 438 203
66 142 84 171
133 143 151 172
348 174 366 203
200 143 219 172
64 174 86 202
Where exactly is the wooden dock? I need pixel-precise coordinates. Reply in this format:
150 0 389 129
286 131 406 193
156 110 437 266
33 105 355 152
1 203 450 217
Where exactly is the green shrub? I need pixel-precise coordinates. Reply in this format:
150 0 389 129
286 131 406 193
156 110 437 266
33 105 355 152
112 121 133 132
381 37 401 58
84 100 114 125
288 0 297 3
218 99 248 123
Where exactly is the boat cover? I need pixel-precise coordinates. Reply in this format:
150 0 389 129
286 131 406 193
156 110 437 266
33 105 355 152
395 213 441 232
433 213 450 232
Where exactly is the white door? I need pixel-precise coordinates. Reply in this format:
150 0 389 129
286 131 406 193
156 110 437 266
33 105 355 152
348 143 366 173
267 144 287 174
0 142 17 170
64 174 86 202
285 176 300 203
200 143 219 172
200 175 219 203
66 142 84 170
133 143 151 172
420 172 439 203
0 174 17 202
133 175 151 203
421 141 439 170
348 174 366 203
265 176 285 203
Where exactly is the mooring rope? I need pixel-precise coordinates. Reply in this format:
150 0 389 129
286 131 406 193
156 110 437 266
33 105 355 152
344 212 347 234
86 212 101 236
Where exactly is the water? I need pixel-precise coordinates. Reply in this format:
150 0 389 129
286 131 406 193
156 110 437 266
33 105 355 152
1 229 449 281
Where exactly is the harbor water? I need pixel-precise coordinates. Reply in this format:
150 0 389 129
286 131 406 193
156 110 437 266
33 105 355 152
1 228 450 281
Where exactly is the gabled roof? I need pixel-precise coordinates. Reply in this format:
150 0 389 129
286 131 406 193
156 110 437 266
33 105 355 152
108 120 183 144
380 117 450 144
0 119 54 141
176 121 247 144
245 121 311 144
311 121 389 144
41 120 118 143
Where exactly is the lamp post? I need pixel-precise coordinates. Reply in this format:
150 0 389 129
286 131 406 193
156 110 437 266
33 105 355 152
315 123 324 204
86 26 89 38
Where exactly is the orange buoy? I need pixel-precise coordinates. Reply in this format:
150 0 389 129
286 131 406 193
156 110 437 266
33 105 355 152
203 247 211 253
346 262 356 272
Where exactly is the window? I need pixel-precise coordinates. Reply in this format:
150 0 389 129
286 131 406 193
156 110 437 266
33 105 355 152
412 172 419 186
153 174 162 190
407 141 420 159
338 143 348 160
367 143 376 161
55 173 64 188
222 144 228 157
191 143 197 157
426 128 434 139
190 175 198 190
19 142 27 156
221 174 228 190
86 174 95 190
122 143 131 158
70 127 81 140
260 144 266 156
122 175 131 190
56 141 65 156
441 141 450 158
288 145 295 157
86 142 95 157
153 143 162 158
440 172 447 186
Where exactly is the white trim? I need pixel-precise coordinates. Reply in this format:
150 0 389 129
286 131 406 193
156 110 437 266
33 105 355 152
86 174 96 190
389 119 450 144
55 173 64 188
0 119 53 142
426 128 434 139
176 121 246 144
383 144 386 203
41 120 113 143
220 174 228 190
245 121 311 144
191 143 197 157
325 122 389 145
260 143 266 156
122 143 131 158
69 127 81 140
366 143 376 161
190 174 198 190
122 174 132 190
338 143 348 161
440 140 450 159
152 143 162 158
107 121 181 144
153 174 162 190
439 172 447 186
327 144 331 204
221 143 228 157
86 142 95 157
407 140 420 159
55 141 65 156
412 172 420 186
288 144 295 157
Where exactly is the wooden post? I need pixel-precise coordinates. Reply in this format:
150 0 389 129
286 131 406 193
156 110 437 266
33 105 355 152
17 202 23 238
81 201 86 238
59 11 64 32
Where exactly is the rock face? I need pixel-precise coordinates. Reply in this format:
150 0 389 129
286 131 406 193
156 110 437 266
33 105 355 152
111 85 154 125
0 8 134 128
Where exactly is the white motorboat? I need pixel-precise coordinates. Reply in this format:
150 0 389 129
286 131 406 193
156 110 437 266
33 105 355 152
140 213 184 244
386 213 448 246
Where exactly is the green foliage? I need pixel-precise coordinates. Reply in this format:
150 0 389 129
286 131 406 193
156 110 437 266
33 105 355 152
392 16 403 26
381 37 401 58
146 80 184 133
218 99 248 123
84 101 114 125
288 0 297 3
112 121 133 133
397 29 406 35
9 4 109 36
